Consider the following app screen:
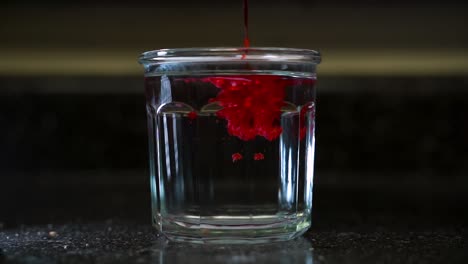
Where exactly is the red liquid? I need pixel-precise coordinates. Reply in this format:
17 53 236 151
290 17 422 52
178 75 315 142
232 152 243 162
243 0 250 47
253 152 265 161
187 111 197 120
145 74 317 237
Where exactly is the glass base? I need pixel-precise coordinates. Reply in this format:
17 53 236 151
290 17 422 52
154 213 311 244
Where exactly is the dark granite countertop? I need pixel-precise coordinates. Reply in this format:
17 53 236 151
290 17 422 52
2 76 468 263
1 221 466 264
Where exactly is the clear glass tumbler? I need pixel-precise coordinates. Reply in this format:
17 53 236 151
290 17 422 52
139 48 321 244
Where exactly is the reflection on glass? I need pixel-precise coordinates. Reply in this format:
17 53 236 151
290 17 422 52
150 236 314 264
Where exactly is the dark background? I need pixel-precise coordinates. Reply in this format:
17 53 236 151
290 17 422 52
1 0 468 231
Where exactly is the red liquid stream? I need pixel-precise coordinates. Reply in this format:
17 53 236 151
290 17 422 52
243 0 250 48
179 3 314 160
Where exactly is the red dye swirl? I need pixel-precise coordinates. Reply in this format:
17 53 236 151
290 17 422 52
202 75 290 141
178 75 315 141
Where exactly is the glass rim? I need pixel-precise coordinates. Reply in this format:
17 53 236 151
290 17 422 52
139 47 321 65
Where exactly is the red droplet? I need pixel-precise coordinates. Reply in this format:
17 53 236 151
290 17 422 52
253 152 264 161
187 111 197 120
232 152 243 162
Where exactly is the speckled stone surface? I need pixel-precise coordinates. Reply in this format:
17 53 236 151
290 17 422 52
1 77 468 263
1 221 466 264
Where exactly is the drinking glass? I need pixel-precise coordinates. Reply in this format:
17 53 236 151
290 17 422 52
139 47 321 244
